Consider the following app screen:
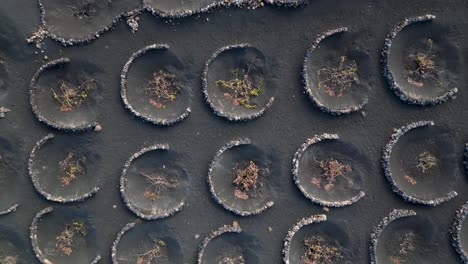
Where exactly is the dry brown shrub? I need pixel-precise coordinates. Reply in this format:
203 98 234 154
55 222 87 256
303 236 343 264
416 151 437 173
311 159 352 191
232 160 267 200
139 171 177 201
317 56 359 97
136 239 167 264
405 39 442 88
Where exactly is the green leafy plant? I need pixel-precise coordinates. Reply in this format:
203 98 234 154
216 67 264 109
145 70 180 109
52 79 96 112
58 152 86 186
303 236 343 264
317 56 359 97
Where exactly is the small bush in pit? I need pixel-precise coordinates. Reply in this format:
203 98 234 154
233 160 268 200
219 255 245 264
216 67 264 109
388 231 417 264
144 70 180 109
139 171 177 201
136 239 167 264
52 79 96 112
405 38 442 88
317 56 359 97
58 152 86 186
311 159 353 191
68 0 97 19
403 151 437 185
416 151 437 173
303 236 343 264
55 221 87 256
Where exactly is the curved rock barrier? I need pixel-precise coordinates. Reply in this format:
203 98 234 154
292 133 365 207
382 120 457 205
302 27 369 115
120 144 189 219
202 44 274 121
32 0 307 46
121 44 191 126
382 14 458 105
208 139 274 216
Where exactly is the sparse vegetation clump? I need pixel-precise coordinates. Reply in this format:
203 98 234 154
136 239 167 264
139 171 178 201
302 236 343 264
405 38 442 88
388 232 417 264
55 221 87 256
58 152 86 186
232 160 267 200
0 255 17 264
317 56 359 97
216 67 264 109
311 159 353 191
219 255 245 264
403 151 438 185
52 79 96 112
68 0 97 20
144 70 180 109
416 151 438 173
